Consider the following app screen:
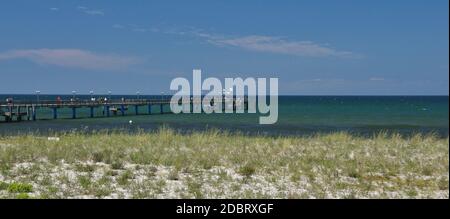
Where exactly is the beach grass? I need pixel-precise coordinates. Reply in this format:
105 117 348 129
0 127 448 199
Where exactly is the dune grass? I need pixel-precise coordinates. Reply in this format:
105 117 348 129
0 127 448 199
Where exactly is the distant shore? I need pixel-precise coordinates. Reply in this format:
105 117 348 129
0 128 448 199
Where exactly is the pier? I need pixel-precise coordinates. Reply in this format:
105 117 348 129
0 97 248 122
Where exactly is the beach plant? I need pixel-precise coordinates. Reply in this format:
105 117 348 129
117 170 133 186
0 181 9 190
111 161 124 170
7 182 33 193
0 128 448 199
16 193 31 199
239 163 256 178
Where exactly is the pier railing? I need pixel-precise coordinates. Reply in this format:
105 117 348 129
0 99 173 107
0 97 248 122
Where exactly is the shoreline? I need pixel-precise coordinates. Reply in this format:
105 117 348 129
0 120 449 139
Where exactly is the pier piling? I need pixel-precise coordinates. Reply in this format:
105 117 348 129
53 108 58 119
106 105 110 117
1 97 246 122
32 106 36 121
72 107 77 119
121 105 126 116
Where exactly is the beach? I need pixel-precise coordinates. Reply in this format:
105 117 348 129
0 128 448 199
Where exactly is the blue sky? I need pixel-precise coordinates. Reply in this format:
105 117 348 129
0 0 448 95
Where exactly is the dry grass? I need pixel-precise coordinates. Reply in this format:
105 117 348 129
0 128 448 199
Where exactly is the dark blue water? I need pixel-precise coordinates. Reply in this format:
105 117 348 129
0 95 448 137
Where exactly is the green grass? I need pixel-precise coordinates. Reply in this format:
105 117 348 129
15 193 30 199
117 170 133 186
238 164 256 178
78 175 91 190
0 128 448 199
0 181 9 190
111 161 124 170
7 182 33 193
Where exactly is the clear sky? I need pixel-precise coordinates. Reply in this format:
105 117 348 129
0 0 448 95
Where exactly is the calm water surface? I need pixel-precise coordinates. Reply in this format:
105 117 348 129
0 95 448 137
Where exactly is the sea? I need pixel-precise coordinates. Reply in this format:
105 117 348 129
0 95 448 137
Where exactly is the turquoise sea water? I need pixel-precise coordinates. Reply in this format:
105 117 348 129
0 95 448 137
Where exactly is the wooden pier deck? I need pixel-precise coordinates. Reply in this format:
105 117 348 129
0 97 248 122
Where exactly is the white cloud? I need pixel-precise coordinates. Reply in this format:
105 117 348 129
84 10 104 16
205 35 358 58
370 77 385 81
106 24 359 58
112 24 125 29
149 27 160 33
77 6 104 16
132 28 147 32
163 28 360 58
112 24 153 33
0 49 140 70
49 7 59 11
128 24 148 32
